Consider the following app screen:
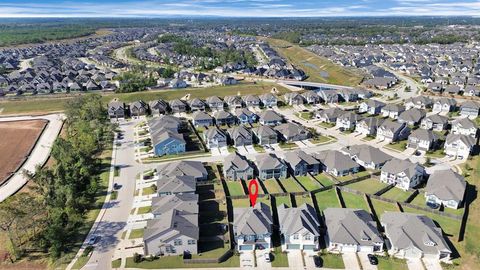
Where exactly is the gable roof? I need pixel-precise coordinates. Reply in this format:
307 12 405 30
156 175 196 194
151 193 199 216
256 153 286 171
224 152 253 172
382 158 423 179
342 144 393 166
156 160 207 180
426 170 466 202
233 202 273 236
315 150 359 172
277 203 321 236
144 209 199 242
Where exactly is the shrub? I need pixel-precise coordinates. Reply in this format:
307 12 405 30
133 252 142 263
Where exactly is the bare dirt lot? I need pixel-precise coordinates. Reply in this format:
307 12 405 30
0 120 47 185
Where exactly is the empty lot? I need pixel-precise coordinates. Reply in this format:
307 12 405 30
0 120 47 185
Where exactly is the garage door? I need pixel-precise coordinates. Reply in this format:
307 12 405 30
341 245 357 252
359 246 373 253
286 244 301 250
303 245 316 250
239 245 254 251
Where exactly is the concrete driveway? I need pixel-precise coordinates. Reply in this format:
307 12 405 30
256 250 273 270
342 253 361 270
287 250 304 269
240 251 255 268
358 252 378 270
304 252 317 270
422 258 443 270
407 258 426 270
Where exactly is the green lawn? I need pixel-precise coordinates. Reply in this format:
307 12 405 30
370 199 399 216
377 257 408 270
142 186 156 196
112 259 121 268
318 122 336 128
125 253 240 268
346 179 389 194
402 207 461 237
137 206 152 214
336 170 370 182
226 181 245 196
247 179 264 194
314 189 341 211
340 191 369 211
294 195 313 207
296 176 321 191
274 196 292 207
298 112 313 120
409 192 427 207
232 197 270 208
384 140 407 152
319 253 345 269
425 149 446 158
279 178 305 192
381 188 413 202
253 144 266 153
263 179 284 194
309 135 333 145
129 228 145 239
71 255 91 270
315 174 335 186
278 142 298 150
270 247 289 267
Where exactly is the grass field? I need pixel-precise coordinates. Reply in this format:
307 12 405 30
340 191 369 211
296 176 321 191
226 181 244 196
346 179 389 194
265 38 363 86
314 174 335 186
370 198 399 216
293 194 312 207
318 253 345 269
314 189 341 211
0 82 289 115
263 179 284 194
377 257 408 270
279 178 305 192
381 188 413 202
274 195 291 207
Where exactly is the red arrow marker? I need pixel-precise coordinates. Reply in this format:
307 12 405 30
248 179 259 207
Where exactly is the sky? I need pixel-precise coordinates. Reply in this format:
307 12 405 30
0 0 479 18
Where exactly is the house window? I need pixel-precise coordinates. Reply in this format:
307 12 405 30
304 234 311 240
293 234 299 240
174 239 183 246
188 240 196 245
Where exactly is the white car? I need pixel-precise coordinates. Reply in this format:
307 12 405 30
264 252 271 263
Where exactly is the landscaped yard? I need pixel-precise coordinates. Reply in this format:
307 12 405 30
274 195 291 207
137 206 152 214
370 198 399 216
271 247 289 267
296 175 321 191
279 178 305 192
129 228 145 239
226 181 245 196
346 178 389 194
142 186 156 196
336 170 370 182
314 189 341 211
309 135 333 145
340 191 369 211
384 140 407 152
425 148 446 158
247 179 264 194
318 252 345 269
253 144 266 153
125 253 239 268
263 179 284 194
408 192 427 207
318 122 336 128
377 256 408 270
314 174 335 186
278 142 298 150
294 194 313 207
381 188 413 202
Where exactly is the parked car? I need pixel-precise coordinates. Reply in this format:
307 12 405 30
88 235 98 245
426 201 440 209
113 183 121 190
313 255 322 268
264 252 271 263
367 254 378 265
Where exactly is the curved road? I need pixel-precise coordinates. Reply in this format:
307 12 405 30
0 113 65 203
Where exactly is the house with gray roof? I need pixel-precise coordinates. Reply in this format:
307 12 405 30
460 101 480 119
213 110 235 126
143 209 199 256
380 158 425 190
381 212 451 261
433 98 457 114
342 145 393 170
259 110 283 126
223 152 255 181
259 93 278 108
151 129 186 156
359 99 386 115
283 150 320 176
228 125 253 147
156 160 207 181
301 91 321 104
108 101 126 119
188 98 206 112
377 120 410 142
149 99 169 115
315 150 360 177
205 96 224 111
256 153 288 180
407 129 439 152
233 203 273 251
336 112 363 130
284 92 306 105
242 95 261 108
203 127 228 149
451 118 478 138
274 123 310 142
191 111 214 127
398 108 426 126
151 193 198 218
156 175 196 196
278 204 321 251
405 96 433 110
381 104 405 119
252 125 278 145
224 95 243 108
235 108 257 124
425 170 466 209
324 208 383 253
169 99 188 113
420 114 449 131
444 134 476 159
149 115 184 133
355 117 384 137
315 108 344 123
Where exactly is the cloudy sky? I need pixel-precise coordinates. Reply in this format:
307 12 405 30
0 0 479 17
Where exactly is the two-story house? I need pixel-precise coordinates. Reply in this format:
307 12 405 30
234 203 273 251
223 152 255 181
380 158 425 190
256 153 288 180
278 204 321 251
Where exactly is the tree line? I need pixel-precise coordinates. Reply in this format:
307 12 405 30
0 94 114 262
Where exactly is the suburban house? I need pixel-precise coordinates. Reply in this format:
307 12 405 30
377 120 410 142
315 150 360 177
205 96 224 111
149 115 184 133
259 93 278 108
407 129 439 152
302 91 322 104
149 99 169 115
242 95 261 108
432 98 457 114
323 208 383 253
336 112 363 130
151 129 186 156
380 158 425 190
256 153 288 180
460 101 480 119
405 96 433 110
143 209 199 256
235 108 257 124
342 144 393 170
451 118 478 138
252 125 278 145
191 111 214 127
108 101 126 119
223 152 255 181
381 212 451 261
213 110 236 126
420 114 449 131
315 108 344 124
151 193 198 218
398 108 426 126
444 134 476 159
283 150 321 176
156 175 196 196
284 92 306 105
169 99 188 113
156 160 207 181
277 204 321 251
425 170 466 209
228 125 253 147
130 100 149 117
224 95 243 109
355 117 385 136
188 98 206 112
203 127 228 149
233 203 273 251
274 123 310 142
259 110 283 126
381 104 405 119
359 99 386 115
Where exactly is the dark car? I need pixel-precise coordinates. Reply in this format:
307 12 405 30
113 183 121 190
367 254 378 265
313 256 322 268
426 201 440 209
